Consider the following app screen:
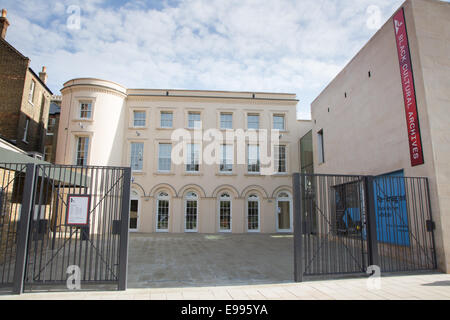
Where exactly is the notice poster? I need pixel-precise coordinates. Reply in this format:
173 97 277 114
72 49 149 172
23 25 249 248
393 8 424 167
66 195 91 226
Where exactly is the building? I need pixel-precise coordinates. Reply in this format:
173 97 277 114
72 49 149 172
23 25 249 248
44 96 61 163
0 9 53 158
56 78 311 234
307 0 450 272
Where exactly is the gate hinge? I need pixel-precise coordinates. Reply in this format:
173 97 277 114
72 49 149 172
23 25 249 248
426 220 435 232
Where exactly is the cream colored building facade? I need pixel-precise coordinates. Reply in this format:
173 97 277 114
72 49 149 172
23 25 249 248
56 78 311 234
310 0 450 272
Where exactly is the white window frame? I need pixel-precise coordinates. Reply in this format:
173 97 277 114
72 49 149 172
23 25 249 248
246 194 260 233
28 80 35 104
275 145 287 174
247 114 260 130
276 192 293 233
79 101 93 120
220 113 233 130
218 193 232 233
130 142 144 172
220 144 233 173
247 144 260 173
186 143 200 173
158 143 172 172
273 115 285 131
133 111 146 128
188 112 202 129
160 111 173 128
75 136 89 166
156 192 170 232
22 118 30 143
184 192 199 233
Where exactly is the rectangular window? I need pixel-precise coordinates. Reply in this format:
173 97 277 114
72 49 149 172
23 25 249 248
157 198 169 231
275 145 287 173
160 112 173 128
130 199 138 230
130 142 144 171
247 198 259 231
76 137 89 166
188 112 201 129
80 102 92 119
28 80 35 103
23 118 30 142
185 199 198 231
273 115 285 130
158 143 172 172
220 113 233 129
186 143 200 172
220 144 233 173
247 114 259 130
318 130 325 164
133 111 146 127
219 199 231 231
247 145 260 173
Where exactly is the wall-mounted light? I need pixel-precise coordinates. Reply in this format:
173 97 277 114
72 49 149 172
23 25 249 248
79 122 84 129
136 131 140 137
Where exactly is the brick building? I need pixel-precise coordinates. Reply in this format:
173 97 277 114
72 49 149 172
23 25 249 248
0 9 53 158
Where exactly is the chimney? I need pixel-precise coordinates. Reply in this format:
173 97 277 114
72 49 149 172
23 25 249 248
0 9 10 40
39 66 48 84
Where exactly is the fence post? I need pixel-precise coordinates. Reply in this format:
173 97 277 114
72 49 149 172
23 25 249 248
292 173 303 282
13 163 36 295
118 167 131 291
364 176 379 269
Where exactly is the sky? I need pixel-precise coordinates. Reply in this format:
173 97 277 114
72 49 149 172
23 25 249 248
2 0 417 119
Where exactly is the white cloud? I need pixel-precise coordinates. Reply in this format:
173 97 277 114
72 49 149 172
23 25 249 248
2 0 409 119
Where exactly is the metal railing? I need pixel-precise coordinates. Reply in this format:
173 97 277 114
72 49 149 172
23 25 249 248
293 173 437 281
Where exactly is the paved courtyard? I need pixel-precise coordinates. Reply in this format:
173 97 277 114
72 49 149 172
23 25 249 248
127 233 294 288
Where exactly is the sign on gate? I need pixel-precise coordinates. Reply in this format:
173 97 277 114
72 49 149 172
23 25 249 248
66 195 91 226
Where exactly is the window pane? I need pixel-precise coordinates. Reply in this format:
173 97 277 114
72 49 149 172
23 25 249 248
188 112 201 128
248 115 259 129
157 199 169 230
220 200 231 231
186 144 200 172
130 143 144 171
161 112 173 128
130 200 138 229
273 115 285 130
220 113 233 129
248 200 259 231
220 144 233 172
318 130 325 164
133 111 146 127
76 137 89 166
247 145 260 173
185 200 198 230
275 145 287 173
158 143 172 171
80 103 92 119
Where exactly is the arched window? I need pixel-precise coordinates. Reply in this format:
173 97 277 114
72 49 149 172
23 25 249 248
156 192 170 232
247 194 260 232
185 192 198 232
218 193 232 232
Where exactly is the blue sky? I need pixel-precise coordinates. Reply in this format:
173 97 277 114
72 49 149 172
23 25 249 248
2 0 423 119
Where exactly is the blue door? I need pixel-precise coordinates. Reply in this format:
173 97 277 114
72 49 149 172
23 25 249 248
373 170 410 246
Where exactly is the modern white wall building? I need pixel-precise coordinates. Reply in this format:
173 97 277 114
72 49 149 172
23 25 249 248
56 78 311 234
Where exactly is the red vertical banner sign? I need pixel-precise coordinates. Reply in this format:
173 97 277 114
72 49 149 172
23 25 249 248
393 8 424 166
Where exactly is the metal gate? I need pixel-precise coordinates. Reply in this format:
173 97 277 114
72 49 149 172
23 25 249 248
0 163 131 294
293 173 437 281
